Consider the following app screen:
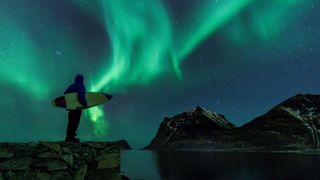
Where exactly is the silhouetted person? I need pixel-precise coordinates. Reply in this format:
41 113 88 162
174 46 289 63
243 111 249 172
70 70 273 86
64 74 88 143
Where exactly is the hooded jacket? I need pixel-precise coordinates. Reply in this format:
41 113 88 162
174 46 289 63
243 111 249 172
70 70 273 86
64 74 88 107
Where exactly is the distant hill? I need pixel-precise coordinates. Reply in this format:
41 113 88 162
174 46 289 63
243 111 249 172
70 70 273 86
145 94 320 152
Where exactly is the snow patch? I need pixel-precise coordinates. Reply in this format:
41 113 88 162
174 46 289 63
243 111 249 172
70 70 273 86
280 107 304 121
268 130 280 136
167 120 177 131
303 96 312 103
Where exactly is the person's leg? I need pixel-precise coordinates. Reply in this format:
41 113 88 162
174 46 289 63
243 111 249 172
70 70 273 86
65 110 81 142
71 110 82 136
66 110 75 138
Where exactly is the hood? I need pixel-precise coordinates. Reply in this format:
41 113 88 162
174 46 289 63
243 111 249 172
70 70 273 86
74 74 84 84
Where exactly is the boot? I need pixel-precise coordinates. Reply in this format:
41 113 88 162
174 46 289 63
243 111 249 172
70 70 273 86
65 136 80 143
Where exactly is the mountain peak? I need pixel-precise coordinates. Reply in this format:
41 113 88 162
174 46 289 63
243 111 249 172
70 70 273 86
274 94 320 122
190 106 218 117
145 107 236 149
278 94 320 108
163 106 236 131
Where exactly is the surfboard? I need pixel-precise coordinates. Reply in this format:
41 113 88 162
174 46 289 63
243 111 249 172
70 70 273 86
52 92 113 110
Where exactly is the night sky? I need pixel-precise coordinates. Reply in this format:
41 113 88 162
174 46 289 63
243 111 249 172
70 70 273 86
1 0 320 148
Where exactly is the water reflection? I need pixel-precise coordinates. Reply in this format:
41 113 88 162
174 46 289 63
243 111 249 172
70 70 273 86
122 150 320 180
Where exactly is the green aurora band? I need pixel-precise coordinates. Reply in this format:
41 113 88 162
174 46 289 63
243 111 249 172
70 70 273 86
87 0 172 136
0 0 313 138
0 2 80 101
82 0 312 137
0 22 49 99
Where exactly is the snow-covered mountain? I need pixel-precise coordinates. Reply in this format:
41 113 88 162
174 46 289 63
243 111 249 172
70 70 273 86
145 94 320 151
144 106 236 149
237 94 320 150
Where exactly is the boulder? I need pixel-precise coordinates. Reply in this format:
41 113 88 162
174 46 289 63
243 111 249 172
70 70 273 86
62 147 72 154
83 142 108 149
0 147 14 158
37 151 59 159
39 142 62 152
74 164 87 180
51 171 72 180
61 154 74 167
4 171 50 180
97 153 120 169
32 159 67 171
0 157 32 170
14 144 48 157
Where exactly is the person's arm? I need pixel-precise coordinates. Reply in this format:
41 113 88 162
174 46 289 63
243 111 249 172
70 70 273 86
64 85 71 94
78 86 88 107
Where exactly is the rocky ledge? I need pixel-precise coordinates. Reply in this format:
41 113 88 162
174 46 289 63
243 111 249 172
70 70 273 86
0 140 130 180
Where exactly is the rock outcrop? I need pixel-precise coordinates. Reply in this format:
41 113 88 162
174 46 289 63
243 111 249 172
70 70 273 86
146 94 320 152
0 140 130 179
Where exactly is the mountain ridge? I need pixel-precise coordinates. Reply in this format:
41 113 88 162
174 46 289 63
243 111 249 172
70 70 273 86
145 94 320 151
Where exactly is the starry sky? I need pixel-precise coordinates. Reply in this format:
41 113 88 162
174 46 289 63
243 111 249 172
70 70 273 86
1 0 320 148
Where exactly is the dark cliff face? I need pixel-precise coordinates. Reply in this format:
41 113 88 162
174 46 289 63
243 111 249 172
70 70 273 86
145 107 236 149
146 94 320 151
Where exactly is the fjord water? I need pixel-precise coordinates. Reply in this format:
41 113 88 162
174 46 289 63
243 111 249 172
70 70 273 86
121 150 320 180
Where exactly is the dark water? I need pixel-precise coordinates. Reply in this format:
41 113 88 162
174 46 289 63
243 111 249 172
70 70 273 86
121 150 320 180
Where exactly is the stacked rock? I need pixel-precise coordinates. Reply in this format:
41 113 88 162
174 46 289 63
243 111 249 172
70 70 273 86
0 140 130 180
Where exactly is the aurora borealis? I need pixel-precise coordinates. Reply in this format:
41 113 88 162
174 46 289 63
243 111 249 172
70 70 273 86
1 0 320 148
